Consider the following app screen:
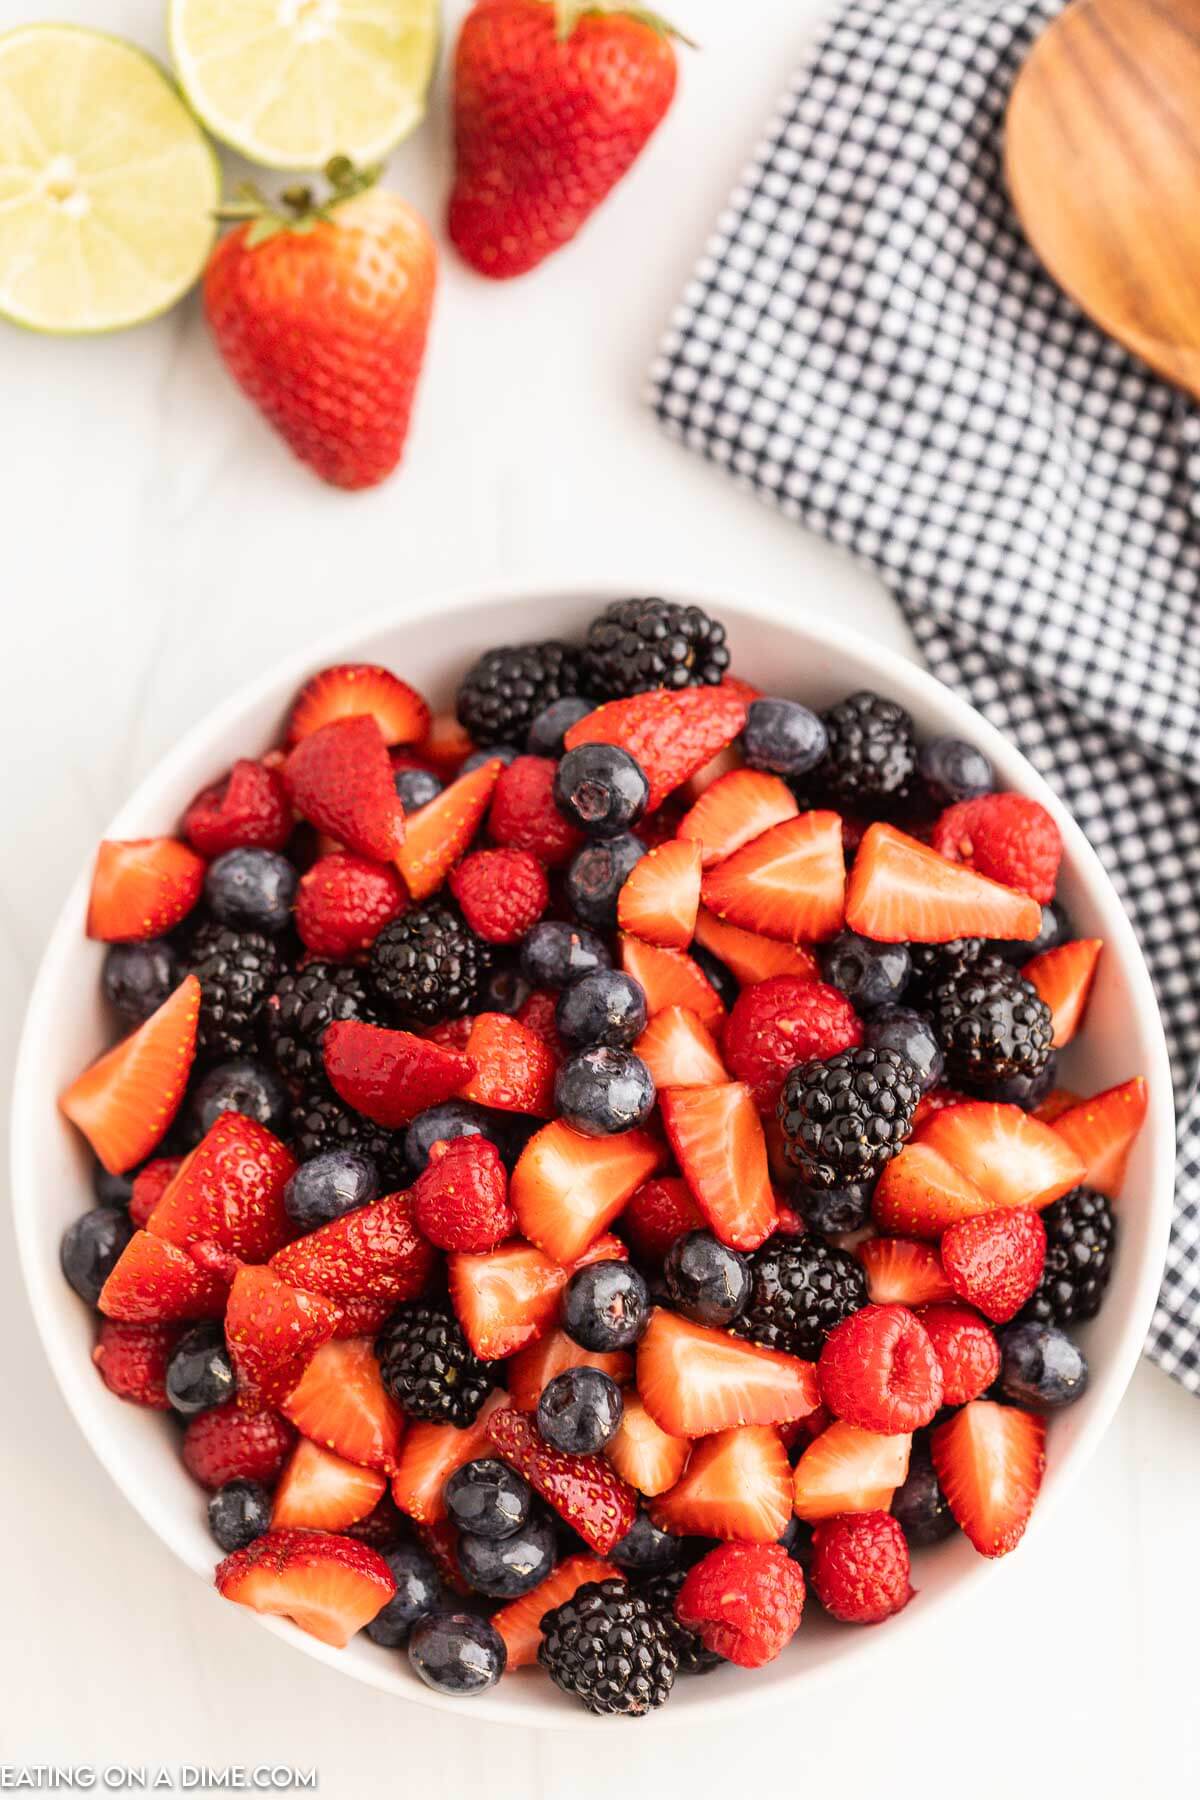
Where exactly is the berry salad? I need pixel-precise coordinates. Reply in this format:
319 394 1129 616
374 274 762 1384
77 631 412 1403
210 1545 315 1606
57 597 1148 1716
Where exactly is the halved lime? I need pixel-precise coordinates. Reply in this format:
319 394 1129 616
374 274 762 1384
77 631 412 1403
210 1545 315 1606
169 0 438 172
0 25 219 335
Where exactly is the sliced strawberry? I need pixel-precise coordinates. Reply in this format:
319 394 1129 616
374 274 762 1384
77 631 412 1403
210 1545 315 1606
692 908 820 985
1052 1077 1148 1195
60 975 200 1174
845 822 1042 943
636 1308 818 1437
617 838 703 950
98 1228 229 1323
448 1239 629 1362
1033 1086 1083 1125
485 1405 637 1554
858 1236 955 1306
931 1400 1046 1557
792 1419 912 1521
418 711 476 777
679 769 799 868
618 1175 703 1264
459 1012 556 1115
563 684 751 811
660 1082 777 1251
941 1208 1046 1323
507 1330 632 1411
215 1528 395 1647
286 663 429 747
634 1006 727 1090
390 1390 509 1523
492 1554 620 1668
872 1142 993 1238
285 714 406 863
225 1265 343 1405
183 760 293 858
271 1190 435 1304
599 1390 687 1496
648 1424 792 1542
281 1336 406 1475
619 933 726 1030
701 813 845 943
322 1019 473 1128
86 838 205 942
1023 939 1103 1047
920 1102 1085 1211
395 758 503 901
511 1121 663 1265
147 1112 296 1260
271 1438 387 1532
913 1085 972 1129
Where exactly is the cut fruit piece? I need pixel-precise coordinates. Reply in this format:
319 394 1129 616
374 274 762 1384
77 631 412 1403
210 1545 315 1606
507 1331 632 1412
872 1142 993 1238
634 1006 728 1090
858 1237 955 1306
215 1528 395 1648
97 1228 229 1323
648 1425 793 1542
1033 1086 1083 1125
619 933 727 1031
941 1208 1046 1324
636 1309 818 1438
271 1439 387 1532
920 1103 1085 1212
493 1554 620 1669
286 663 429 747
322 1020 473 1128
931 1400 1046 1557
692 908 820 985
225 1265 342 1406
845 822 1043 943
510 1121 663 1265
605 1391 690 1496
792 1420 912 1521
563 685 751 812
447 1235 626 1362
281 1336 406 1476
418 712 476 777
269 1189 435 1305
59 975 200 1174
1051 1078 1148 1196
701 813 845 943
617 838 702 949
147 1111 296 1261
679 769 799 868
86 838 205 942
390 1391 509 1524
1023 939 1103 1047
660 1083 777 1251
485 1406 637 1555
459 1012 556 1116
395 758 503 901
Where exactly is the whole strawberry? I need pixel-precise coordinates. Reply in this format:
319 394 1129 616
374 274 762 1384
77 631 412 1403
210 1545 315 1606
205 161 436 490
449 0 684 279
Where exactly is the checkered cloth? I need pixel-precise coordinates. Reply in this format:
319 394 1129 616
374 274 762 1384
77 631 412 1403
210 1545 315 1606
649 0 1200 1387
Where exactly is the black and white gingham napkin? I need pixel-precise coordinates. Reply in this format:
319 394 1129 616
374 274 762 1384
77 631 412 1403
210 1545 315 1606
649 0 1200 1388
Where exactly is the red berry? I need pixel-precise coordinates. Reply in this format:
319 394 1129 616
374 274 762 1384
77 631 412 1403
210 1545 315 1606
940 1208 1047 1324
450 846 549 943
619 1175 703 1263
183 759 292 857
488 756 583 867
722 977 862 1111
917 1303 1001 1403
181 1403 296 1491
411 1136 516 1252
128 1155 183 1229
810 1511 912 1623
675 1542 805 1668
817 1303 944 1433
92 1318 180 1408
931 793 1062 905
294 853 407 958
516 988 563 1061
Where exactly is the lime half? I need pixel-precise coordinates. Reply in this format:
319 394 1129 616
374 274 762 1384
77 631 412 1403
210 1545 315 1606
0 26 219 335
169 0 438 172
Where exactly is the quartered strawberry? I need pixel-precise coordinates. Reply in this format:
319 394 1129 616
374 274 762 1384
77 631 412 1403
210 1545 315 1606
917 1304 1000 1405
511 1121 663 1264
919 1102 1085 1211
396 758 503 901
634 1006 727 1090
845 822 1042 943
941 1208 1047 1323
492 1554 620 1669
485 1406 637 1555
271 1438 388 1532
449 1236 626 1361
792 1419 912 1521
410 1136 515 1252
692 907 820 985
931 1400 1046 1557
91 1318 180 1409
183 1402 296 1490
390 1390 509 1523
225 1264 343 1405
679 768 799 867
294 852 408 959
281 1336 407 1475
1023 938 1103 1047
606 1390 693 1498
701 812 845 943
817 1305 943 1434
660 1082 776 1251
507 1330 632 1412
618 1175 703 1264
60 974 200 1174
618 933 726 1030
1052 1077 1147 1194
913 1085 971 1129
616 838 702 949
128 1154 184 1229
147 1113 296 1261
857 1236 955 1306
215 1528 396 1648
323 1018 473 1128
183 759 293 858
86 838 205 942
286 663 430 747
418 710 476 777
648 1424 792 1542
1033 1086 1083 1125
285 714 406 863
872 1142 993 1238
563 684 751 811
268 1190 436 1313
98 1229 229 1323
459 1012 556 1115
636 1308 818 1437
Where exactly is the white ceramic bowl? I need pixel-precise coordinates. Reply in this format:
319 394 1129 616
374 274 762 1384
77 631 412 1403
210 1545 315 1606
11 582 1176 1728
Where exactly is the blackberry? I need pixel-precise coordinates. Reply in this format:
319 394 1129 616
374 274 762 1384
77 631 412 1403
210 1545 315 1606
376 1303 495 1426
737 1237 868 1360
261 962 372 1086
186 923 282 1060
1020 1187 1116 1327
906 938 984 1004
538 1578 678 1715
369 903 491 1027
932 954 1053 1091
582 596 730 699
456 640 584 748
637 1568 722 1674
289 1088 406 1187
777 1046 920 1189
820 690 917 808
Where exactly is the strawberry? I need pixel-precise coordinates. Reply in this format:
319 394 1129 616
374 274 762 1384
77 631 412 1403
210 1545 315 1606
215 1528 395 1646
459 1012 556 1115
414 1518 472 1597
648 1424 793 1542
1052 1077 1148 1194
86 838 205 943
809 1512 912 1624
602 1391 689 1496
225 1265 343 1405
872 1143 993 1238
182 1402 296 1491
1023 938 1103 1046
845 822 1043 943
634 1006 727 1090
679 769 799 868
91 1318 179 1409
511 1121 663 1263
294 853 407 959
912 1084 971 1128
792 1419 912 1520
917 1303 1000 1404
616 838 702 950
817 1304 944 1433
333 1295 397 1338
941 1208 1047 1323
1033 1086 1083 1125
488 756 584 866
128 1155 183 1229
721 977 862 1111
419 711 477 777
857 1236 955 1306
931 793 1062 904
618 1175 703 1263
424 1016 476 1054
492 1554 620 1668
931 1399 1046 1556
286 664 430 747
659 1082 777 1250
701 812 846 943
919 1102 1085 1211
270 1439 388 1533
618 933 726 1030
409 1137 515 1252
516 988 564 1060
692 907 820 985
270 1190 435 1304
285 715 406 863
323 1019 473 1128
390 1390 510 1523
636 1308 818 1437
397 759 504 901
564 685 751 812
450 846 549 943
147 1113 296 1262
448 1236 626 1360
98 1229 229 1324
508 1331 632 1412
60 974 201 1174
485 1406 637 1554
450 0 681 279
183 760 293 858
280 1336 407 1475
205 171 436 490
676 1541 805 1667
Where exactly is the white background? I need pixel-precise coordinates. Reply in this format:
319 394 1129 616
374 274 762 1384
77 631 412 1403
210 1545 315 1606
2 0 1199 1793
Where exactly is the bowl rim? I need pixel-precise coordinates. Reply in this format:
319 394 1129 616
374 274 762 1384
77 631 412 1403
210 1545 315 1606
10 577 1177 1729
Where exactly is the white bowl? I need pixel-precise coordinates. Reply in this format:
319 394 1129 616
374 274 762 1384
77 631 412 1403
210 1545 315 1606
11 582 1176 1728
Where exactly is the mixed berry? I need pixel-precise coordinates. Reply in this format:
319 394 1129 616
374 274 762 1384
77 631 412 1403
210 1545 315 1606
56 595 1149 1717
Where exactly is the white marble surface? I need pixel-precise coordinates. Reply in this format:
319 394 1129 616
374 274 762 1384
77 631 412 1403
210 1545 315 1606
2 0 1199 1791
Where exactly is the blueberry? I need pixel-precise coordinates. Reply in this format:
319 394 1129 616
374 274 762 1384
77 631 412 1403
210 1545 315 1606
985 1052 1058 1111
743 697 829 776
778 1515 813 1570
394 767 443 811
562 1260 650 1351
610 1511 682 1574
819 932 911 1010
690 943 739 1011
556 970 647 1050
166 1323 236 1415
408 1612 507 1694
102 939 180 1026
917 735 994 807
890 1439 957 1547
565 834 646 930
367 1543 446 1647
404 1100 504 1174
663 1231 750 1327
554 744 649 838
989 901 1071 966
180 1056 291 1146
555 1047 656 1136
93 1162 135 1208
795 1182 872 1235
478 959 532 1017
457 1514 557 1599
537 1368 624 1453
462 745 519 774
284 1148 380 1228
204 848 297 934
487 1110 545 1169
444 1458 532 1540
864 1006 943 1092
60 1207 132 1305
207 1479 272 1553
997 1322 1089 1410
520 920 612 989
527 697 593 757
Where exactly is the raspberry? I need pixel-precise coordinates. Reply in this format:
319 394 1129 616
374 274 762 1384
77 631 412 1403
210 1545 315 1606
620 1176 703 1263
450 847 550 944
931 793 1062 904
410 1136 516 1252
917 1303 1000 1404
183 759 292 858
128 1155 183 1229
181 1403 296 1491
488 756 584 867
722 977 862 1111
515 988 564 1061
810 1511 912 1624
294 852 408 959
423 1016 474 1053
817 1303 944 1433
674 1542 805 1668
941 1208 1047 1324
91 1318 179 1409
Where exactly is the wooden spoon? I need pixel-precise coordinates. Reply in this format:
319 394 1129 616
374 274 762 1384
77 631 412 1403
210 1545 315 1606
1006 0 1200 394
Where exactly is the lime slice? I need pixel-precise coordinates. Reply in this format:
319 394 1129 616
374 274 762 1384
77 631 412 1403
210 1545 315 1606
0 26 219 335
169 0 438 172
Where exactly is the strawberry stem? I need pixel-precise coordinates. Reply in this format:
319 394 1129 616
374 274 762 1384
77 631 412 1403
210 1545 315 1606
551 0 697 47
213 156 383 247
